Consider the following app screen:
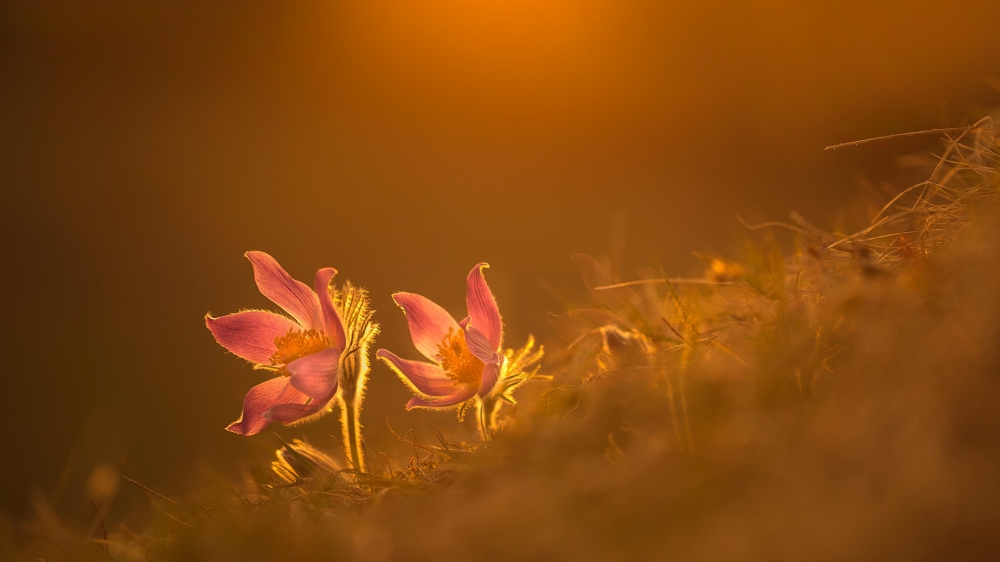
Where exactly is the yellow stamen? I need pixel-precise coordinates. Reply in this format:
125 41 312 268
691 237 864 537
270 328 330 375
436 328 483 386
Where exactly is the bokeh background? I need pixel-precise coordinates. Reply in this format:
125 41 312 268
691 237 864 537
2 0 999 524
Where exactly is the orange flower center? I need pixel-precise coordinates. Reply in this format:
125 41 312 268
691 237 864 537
270 329 330 375
436 328 483 387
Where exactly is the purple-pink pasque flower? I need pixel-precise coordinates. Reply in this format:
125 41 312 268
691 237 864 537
205 251 346 436
376 263 505 410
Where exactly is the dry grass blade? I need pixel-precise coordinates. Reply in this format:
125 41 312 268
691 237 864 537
89 499 109 556
824 123 996 150
124 475 193 515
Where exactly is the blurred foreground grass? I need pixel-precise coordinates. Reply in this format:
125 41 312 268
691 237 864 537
6 120 1000 561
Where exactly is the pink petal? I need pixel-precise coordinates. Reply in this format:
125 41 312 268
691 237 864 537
459 321 503 397
463 324 497 364
376 349 464 397
267 401 327 423
226 377 307 436
466 263 502 351
205 310 298 364
245 251 324 330
478 361 501 397
314 268 347 352
392 292 459 362
287 347 341 400
406 387 476 410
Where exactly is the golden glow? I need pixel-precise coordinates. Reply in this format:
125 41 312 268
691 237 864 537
270 328 330 373
436 327 483 387
708 259 746 283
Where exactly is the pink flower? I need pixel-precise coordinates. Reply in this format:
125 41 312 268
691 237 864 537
205 251 346 436
376 263 505 410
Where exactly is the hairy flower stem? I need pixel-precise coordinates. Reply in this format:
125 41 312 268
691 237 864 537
340 393 365 474
333 282 379 477
476 400 490 443
476 397 502 443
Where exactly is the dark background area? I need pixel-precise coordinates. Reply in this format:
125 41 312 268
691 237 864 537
2 0 999 523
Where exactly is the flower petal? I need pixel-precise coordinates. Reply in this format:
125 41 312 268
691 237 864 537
226 377 306 436
314 268 346 351
287 347 341 400
245 251 324 330
479 360 502 397
459 320 503 397
205 310 298 364
392 292 459 362
267 401 327 423
406 387 477 410
466 263 503 351
376 349 463 397
462 323 497 364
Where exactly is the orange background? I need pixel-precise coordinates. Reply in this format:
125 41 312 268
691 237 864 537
2 0 999 521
